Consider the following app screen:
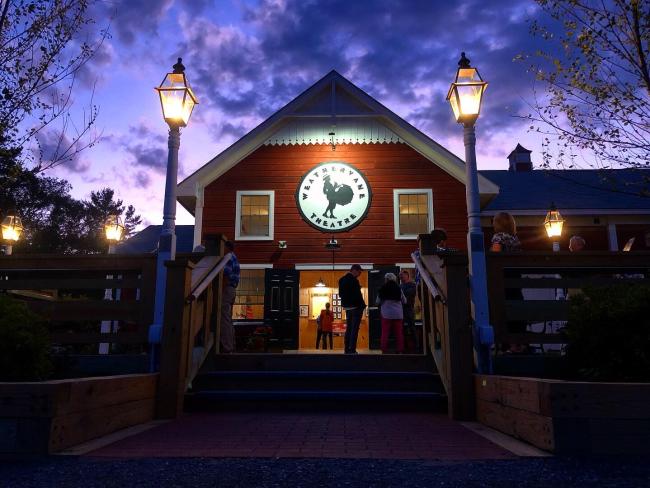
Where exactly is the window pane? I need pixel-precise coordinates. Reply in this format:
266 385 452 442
233 269 265 320
398 192 430 236
240 194 270 236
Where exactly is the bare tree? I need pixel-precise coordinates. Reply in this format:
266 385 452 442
522 0 649 171
0 0 108 172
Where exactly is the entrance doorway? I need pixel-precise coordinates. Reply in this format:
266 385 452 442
367 266 400 350
264 269 300 349
297 270 369 351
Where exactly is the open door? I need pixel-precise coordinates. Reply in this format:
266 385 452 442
264 269 300 350
368 266 400 350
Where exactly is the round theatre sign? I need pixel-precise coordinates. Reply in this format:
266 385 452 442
295 162 372 233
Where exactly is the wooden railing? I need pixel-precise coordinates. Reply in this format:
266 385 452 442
414 235 474 420
158 236 228 418
0 254 157 354
486 251 650 353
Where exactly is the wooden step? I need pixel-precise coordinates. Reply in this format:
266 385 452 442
191 370 443 393
204 353 435 372
185 389 447 412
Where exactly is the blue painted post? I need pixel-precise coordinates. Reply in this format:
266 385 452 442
463 124 494 374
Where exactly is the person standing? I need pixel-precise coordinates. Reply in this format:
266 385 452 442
317 302 334 350
339 264 366 354
220 241 240 353
378 273 405 354
400 270 419 353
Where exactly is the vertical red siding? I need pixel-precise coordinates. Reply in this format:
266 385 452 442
203 142 468 266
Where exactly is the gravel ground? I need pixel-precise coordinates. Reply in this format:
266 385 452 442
1 456 649 488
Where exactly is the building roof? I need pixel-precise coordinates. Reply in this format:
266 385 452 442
480 169 650 214
114 225 196 254
176 70 499 214
507 143 531 159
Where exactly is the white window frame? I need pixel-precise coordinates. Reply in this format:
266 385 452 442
235 190 275 241
393 189 434 240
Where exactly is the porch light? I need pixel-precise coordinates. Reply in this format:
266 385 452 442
1 213 23 242
446 52 488 126
544 203 564 239
104 215 124 243
155 58 198 127
315 278 327 288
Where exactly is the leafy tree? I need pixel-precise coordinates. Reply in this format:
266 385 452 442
1 145 141 254
565 284 650 381
0 0 108 171
0 294 52 381
523 0 649 172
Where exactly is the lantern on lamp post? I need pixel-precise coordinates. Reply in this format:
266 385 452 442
104 214 124 254
1 212 24 255
545 203 565 252
99 214 124 354
149 58 198 368
446 52 493 374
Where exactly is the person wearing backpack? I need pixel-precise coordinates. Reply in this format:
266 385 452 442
316 302 334 350
377 273 406 354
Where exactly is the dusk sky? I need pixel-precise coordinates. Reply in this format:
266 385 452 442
50 0 556 227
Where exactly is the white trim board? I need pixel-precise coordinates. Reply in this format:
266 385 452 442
294 263 374 270
240 263 274 269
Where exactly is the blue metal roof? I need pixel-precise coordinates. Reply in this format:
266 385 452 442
480 169 650 211
114 225 196 254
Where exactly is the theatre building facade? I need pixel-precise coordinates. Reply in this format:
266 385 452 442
166 71 650 352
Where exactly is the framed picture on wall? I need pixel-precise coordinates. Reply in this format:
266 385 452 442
299 305 309 317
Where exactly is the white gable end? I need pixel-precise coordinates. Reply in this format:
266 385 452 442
177 70 499 215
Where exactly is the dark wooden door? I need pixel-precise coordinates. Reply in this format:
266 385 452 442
264 269 300 350
368 266 400 349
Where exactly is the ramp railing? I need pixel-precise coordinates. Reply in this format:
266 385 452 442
413 235 475 420
157 235 229 418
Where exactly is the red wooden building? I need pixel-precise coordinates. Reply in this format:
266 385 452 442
170 71 650 351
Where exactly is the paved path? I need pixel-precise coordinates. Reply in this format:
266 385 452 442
88 412 514 460
3 457 649 488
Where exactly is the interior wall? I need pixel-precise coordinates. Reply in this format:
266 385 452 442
298 270 369 350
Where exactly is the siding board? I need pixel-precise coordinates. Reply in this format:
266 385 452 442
203 142 468 266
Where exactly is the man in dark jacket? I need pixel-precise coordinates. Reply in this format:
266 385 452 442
339 264 366 354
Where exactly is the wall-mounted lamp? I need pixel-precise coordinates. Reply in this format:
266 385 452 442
278 240 287 249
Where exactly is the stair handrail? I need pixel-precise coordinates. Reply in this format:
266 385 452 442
187 252 232 302
411 251 446 304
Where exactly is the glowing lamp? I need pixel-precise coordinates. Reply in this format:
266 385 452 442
104 215 124 243
544 203 564 239
446 52 488 126
315 278 327 288
1 213 23 242
155 58 198 127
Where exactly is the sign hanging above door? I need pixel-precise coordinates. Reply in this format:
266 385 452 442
295 162 372 233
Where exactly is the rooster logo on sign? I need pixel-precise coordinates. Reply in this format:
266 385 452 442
322 174 354 218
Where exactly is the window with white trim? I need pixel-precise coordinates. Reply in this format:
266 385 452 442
235 191 274 240
393 189 434 239
233 268 266 320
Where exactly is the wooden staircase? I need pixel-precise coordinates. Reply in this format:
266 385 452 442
185 354 446 412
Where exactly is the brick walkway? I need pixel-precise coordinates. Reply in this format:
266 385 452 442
88 412 515 460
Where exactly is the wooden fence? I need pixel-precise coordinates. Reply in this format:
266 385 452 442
486 252 650 352
0 254 157 353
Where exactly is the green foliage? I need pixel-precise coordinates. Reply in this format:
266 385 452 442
523 0 650 177
0 294 52 381
0 147 141 253
565 284 650 381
